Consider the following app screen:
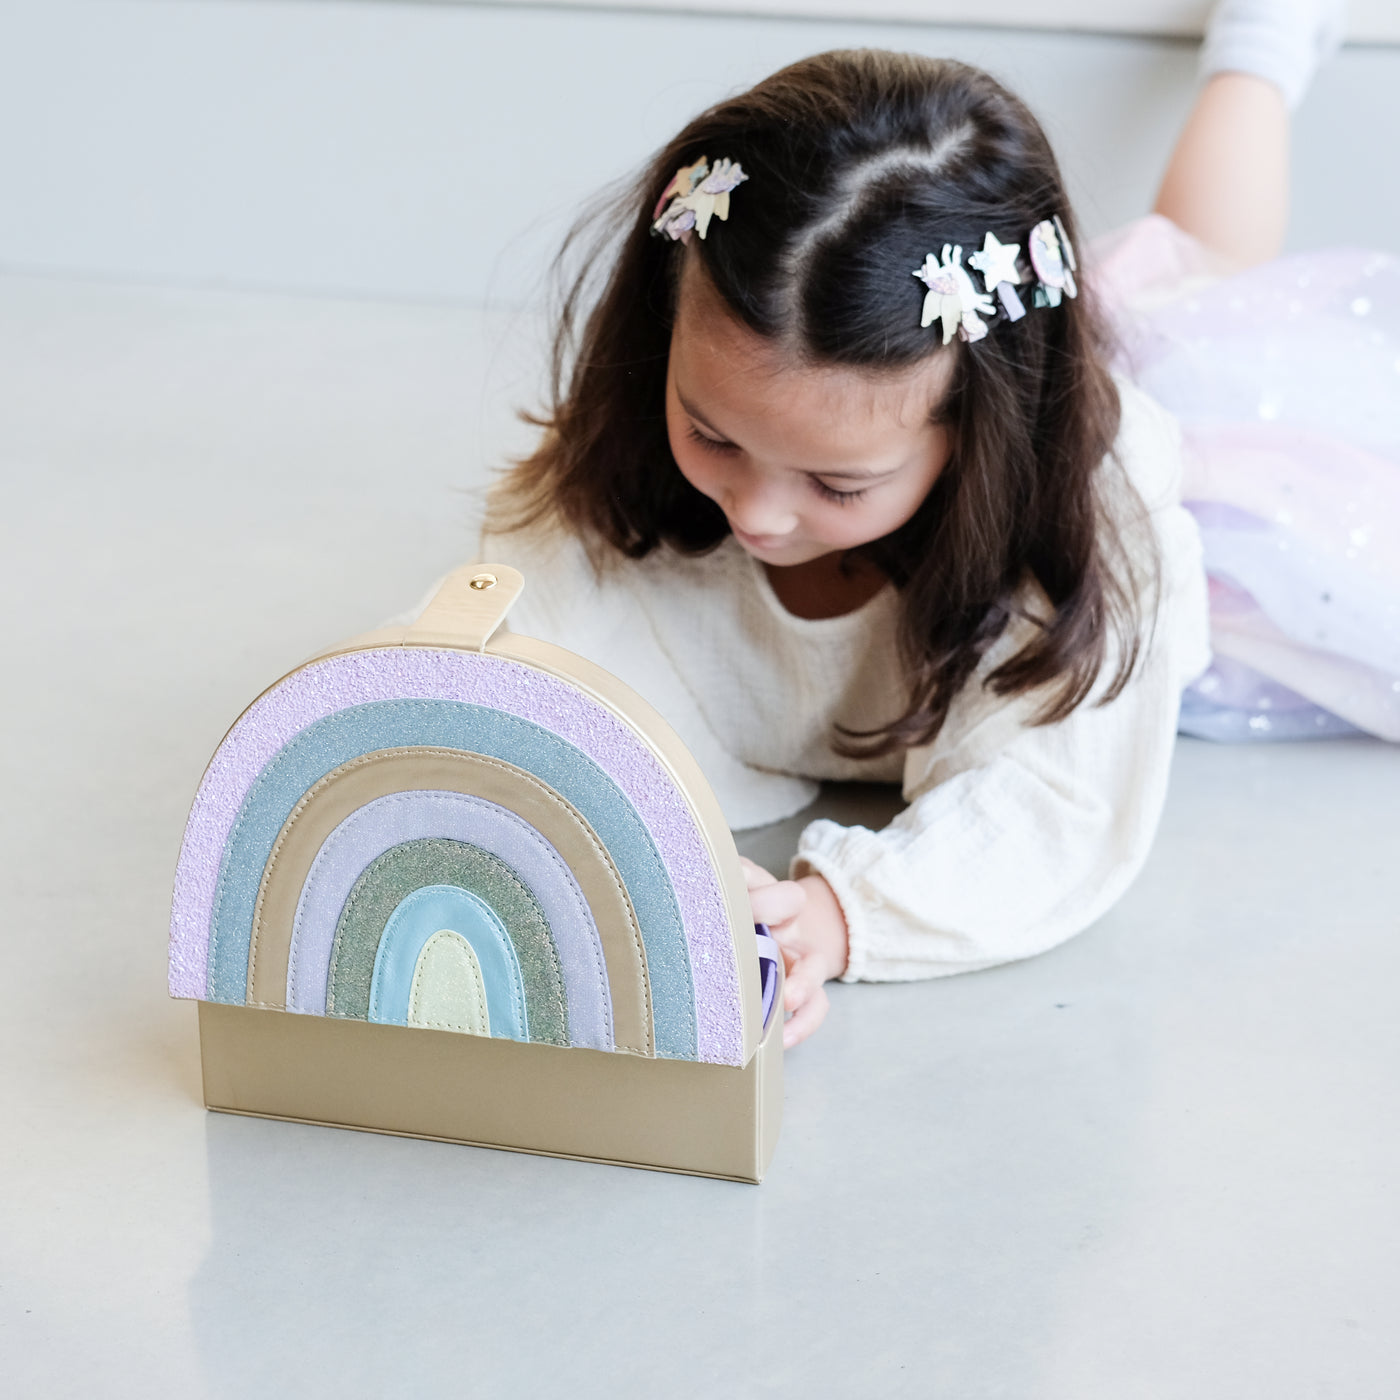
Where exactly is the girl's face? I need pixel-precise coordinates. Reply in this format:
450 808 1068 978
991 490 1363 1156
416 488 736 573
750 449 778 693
665 255 957 570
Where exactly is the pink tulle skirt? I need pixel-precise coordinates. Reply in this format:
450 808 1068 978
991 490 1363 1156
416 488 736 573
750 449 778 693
1094 215 1400 742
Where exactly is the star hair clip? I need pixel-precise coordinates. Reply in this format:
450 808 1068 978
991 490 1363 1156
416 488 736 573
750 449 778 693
651 156 749 243
913 216 1078 339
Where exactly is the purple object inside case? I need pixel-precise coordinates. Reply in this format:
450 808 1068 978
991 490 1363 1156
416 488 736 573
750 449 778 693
754 924 779 1029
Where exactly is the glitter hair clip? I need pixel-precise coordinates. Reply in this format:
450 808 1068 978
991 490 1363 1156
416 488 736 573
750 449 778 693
912 216 1078 342
1027 216 1078 306
651 156 749 244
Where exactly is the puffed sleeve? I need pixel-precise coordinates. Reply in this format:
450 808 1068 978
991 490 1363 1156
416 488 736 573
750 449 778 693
791 381 1212 981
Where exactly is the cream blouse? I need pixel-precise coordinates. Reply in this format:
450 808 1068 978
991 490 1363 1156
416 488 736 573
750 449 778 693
428 376 1210 983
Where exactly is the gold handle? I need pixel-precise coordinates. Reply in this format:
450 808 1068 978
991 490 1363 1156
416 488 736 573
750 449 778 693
403 562 525 652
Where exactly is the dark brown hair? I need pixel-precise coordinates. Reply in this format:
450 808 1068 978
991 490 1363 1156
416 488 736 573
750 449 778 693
489 49 1157 756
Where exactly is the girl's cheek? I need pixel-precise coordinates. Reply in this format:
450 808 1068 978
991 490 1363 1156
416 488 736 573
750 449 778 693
804 503 869 549
830 492 918 547
676 451 717 500
667 435 706 490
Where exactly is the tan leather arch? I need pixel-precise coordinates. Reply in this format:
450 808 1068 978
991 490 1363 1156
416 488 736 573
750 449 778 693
246 746 654 1056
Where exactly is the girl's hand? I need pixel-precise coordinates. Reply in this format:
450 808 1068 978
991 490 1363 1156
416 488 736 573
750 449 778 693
739 857 849 1048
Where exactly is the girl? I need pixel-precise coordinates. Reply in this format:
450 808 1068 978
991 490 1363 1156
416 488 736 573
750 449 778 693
425 1 1394 1045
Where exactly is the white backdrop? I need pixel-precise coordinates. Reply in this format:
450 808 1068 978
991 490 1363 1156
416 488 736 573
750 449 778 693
487 0 1400 42
1 0 1396 306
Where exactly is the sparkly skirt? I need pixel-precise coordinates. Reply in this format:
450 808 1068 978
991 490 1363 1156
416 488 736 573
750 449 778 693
1094 215 1400 742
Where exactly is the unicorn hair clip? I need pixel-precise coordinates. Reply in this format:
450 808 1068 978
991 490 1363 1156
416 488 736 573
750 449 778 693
913 216 1078 340
651 156 749 243
912 244 997 345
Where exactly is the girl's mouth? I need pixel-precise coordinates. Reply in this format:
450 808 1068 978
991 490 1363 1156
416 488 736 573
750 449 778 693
731 526 792 554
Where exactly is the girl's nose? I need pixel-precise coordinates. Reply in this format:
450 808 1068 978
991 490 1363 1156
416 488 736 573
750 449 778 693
726 481 797 539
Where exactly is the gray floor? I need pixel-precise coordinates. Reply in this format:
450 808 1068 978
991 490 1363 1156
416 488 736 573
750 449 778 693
4 273 1399 1397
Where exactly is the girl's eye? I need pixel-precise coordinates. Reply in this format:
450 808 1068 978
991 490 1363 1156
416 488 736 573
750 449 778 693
685 424 737 454
811 479 869 505
684 421 867 504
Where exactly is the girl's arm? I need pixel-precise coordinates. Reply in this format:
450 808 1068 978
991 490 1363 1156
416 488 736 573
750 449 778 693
779 386 1211 1021
793 629 1192 984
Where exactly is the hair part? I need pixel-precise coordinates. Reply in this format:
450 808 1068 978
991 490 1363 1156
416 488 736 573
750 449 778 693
489 48 1159 755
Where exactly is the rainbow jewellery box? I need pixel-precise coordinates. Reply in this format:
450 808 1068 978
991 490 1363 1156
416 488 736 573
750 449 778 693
168 563 784 1182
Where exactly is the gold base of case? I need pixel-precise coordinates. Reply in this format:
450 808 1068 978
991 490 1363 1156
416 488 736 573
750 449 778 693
198 1000 783 1183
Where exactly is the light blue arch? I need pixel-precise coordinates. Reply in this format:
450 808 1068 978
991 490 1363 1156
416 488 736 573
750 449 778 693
368 885 526 1039
207 700 696 1059
286 789 610 1048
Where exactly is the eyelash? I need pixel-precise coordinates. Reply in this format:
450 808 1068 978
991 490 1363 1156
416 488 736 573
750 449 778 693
684 425 870 505
685 424 735 455
811 480 869 505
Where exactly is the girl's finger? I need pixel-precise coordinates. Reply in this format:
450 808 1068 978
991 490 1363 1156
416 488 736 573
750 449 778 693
738 856 778 890
781 954 823 1015
783 983 830 1048
769 921 812 977
748 878 806 929
769 915 808 950
776 938 803 978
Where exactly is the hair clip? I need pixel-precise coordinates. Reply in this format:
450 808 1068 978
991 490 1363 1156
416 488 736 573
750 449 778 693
1028 216 1078 307
912 244 996 345
915 217 1079 334
652 156 749 243
968 231 1027 322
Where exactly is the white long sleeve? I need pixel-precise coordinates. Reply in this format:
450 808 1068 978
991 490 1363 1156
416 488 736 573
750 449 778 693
794 382 1212 981
793 602 1195 980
